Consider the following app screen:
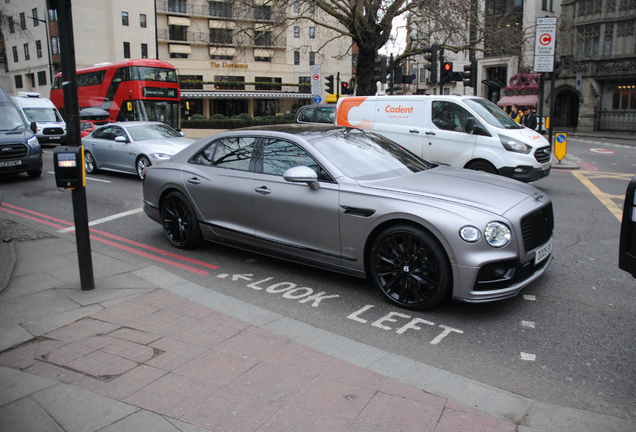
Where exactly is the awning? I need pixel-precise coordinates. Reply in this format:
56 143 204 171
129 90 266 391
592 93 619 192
209 20 235 29
168 16 191 26
169 44 191 54
254 49 273 58
209 47 235 56
181 91 312 100
497 95 538 107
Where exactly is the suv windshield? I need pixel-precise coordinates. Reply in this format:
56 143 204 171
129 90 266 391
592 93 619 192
464 98 524 130
0 104 28 132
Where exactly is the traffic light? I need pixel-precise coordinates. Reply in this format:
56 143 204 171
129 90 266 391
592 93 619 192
341 81 351 95
463 61 477 88
441 62 453 83
393 66 402 88
552 57 561 79
325 75 334 94
374 57 387 84
423 44 438 83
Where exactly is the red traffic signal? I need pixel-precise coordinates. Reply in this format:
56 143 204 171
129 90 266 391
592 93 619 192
443 62 452 71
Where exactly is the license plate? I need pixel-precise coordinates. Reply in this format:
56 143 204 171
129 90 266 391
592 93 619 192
49 136 61 140
0 160 22 167
534 239 552 265
542 163 550 171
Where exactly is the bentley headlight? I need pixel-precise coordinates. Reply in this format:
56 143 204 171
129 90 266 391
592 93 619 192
485 222 511 248
460 226 482 243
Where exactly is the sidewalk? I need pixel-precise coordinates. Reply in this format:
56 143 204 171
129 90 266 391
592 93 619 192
0 217 633 432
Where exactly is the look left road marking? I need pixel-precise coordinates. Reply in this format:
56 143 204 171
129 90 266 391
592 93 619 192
57 207 143 233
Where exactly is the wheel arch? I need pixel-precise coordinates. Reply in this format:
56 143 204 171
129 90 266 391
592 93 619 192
464 158 498 174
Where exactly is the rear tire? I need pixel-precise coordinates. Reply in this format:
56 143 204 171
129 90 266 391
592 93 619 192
160 191 202 249
369 225 451 310
466 160 497 174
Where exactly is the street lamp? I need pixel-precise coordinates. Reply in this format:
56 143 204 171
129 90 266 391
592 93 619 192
27 14 54 86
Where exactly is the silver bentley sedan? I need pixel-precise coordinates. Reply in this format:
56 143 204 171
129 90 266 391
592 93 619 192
142 124 553 310
82 121 195 179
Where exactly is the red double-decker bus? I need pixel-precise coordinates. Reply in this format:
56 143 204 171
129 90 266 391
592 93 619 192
50 59 181 130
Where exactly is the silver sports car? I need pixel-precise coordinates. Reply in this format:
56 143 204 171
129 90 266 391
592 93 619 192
142 124 553 310
82 121 195 179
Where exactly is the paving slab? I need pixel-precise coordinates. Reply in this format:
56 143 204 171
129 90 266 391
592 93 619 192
524 401 636 432
32 382 138 432
98 410 185 432
0 366 57 408
0 289 81 325
133 266 188 288
58 287 155 307
2 271 64 299
354 391 445 431
21 304 105 337
0 323 35 352
0 395 65 432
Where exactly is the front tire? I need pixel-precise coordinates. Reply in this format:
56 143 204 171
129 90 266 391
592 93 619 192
84 151 99 174
369 225 451 310
136 156 151 179
466 160 497 174
160 191 202 249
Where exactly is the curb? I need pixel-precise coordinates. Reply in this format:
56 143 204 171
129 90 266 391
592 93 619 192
0 241 16 295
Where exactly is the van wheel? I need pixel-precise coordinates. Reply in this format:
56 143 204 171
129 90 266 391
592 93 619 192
466 160 497 174
84 151 99 174
27 168 42 178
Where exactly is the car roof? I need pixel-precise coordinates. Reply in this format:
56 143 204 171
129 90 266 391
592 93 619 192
102 121 166 128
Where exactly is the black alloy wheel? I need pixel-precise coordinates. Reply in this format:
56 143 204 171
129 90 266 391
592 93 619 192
160 191 202 249
369 225 451 310
84 151 98 174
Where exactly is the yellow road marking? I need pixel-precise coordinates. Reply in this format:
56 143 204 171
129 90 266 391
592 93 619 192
571 171 628 222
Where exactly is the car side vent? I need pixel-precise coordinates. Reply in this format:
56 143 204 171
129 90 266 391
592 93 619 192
341 206 375 217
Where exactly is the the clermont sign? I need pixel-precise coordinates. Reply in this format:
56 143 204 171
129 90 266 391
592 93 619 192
210 61 248 68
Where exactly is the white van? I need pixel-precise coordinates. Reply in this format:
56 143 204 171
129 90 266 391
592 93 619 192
12 92 67 145
335 95 551 182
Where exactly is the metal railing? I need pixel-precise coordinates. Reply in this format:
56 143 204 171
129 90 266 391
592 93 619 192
157 29 286 48
596 110 636 132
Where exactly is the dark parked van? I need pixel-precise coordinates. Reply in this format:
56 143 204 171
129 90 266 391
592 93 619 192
0 86 43 178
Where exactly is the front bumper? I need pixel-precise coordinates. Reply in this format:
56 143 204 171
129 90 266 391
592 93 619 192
499 164 551 182
0 152 42 175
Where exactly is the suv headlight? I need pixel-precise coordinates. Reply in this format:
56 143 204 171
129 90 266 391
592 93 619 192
485 222 511 248
500 135 531 154
27 136 40 149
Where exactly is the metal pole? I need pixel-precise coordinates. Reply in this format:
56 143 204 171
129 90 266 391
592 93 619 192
538 73 545 134
439 48 444 95
53 0 94 291
549 69 555 146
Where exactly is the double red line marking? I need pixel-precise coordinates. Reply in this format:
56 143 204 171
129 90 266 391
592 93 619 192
0 202 218 275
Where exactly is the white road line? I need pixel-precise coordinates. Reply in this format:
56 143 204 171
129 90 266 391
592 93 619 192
520 352 537 361
523 294 536 301
521 320 536 328
57 207 143 233
47 171 111 183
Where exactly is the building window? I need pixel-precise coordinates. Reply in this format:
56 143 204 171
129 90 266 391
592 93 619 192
541 0 547 10
170 25 188 41
294 50 300 65
141 43 148 58
36 40 42 58
214 75 245 90
179 75 203 89
294 1 300 13
614 20 636 56
209 1 232 18
254 6 271 20
170 52 188 59
578 24 601 57
15 75 23 89
140 14 147 28
123 41 130 59
32 8 39 26
309 52 315 65
9 16 14 33
299 76 311 93
613 85 636 110
210 28 232 44
309 27 315 38
294 26 299 38
122 11 129 26
254 31 272 46
255 77 282 91
20 12 26 30
48 9 57 22
12 46 18 63
38 71 47 86
24 43 30 61
168 0 187 13
310 2 315 14
51 37 60 55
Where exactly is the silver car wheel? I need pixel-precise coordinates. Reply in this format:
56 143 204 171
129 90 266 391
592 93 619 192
370 225 451 310
160 191 202 249
84 151 98 174
136 156 151 179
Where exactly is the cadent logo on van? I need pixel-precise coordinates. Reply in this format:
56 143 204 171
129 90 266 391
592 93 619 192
385 105 414 114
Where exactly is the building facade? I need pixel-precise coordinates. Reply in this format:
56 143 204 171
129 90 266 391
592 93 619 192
558 0 636 131
0 0 352 118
